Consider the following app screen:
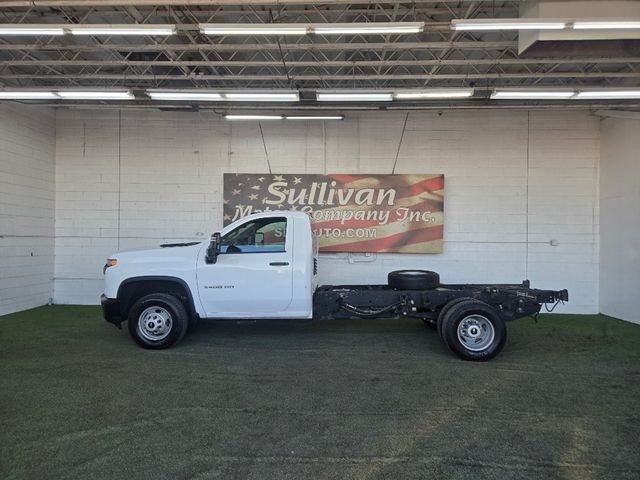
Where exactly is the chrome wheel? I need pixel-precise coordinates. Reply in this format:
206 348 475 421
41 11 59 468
457 314 495 352
138 306 173 341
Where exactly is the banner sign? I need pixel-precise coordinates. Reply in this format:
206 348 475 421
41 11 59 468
223 173 444 253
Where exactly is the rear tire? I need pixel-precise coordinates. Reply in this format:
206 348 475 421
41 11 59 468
440 299 506 361
388 270 440 290
437 297 474 342
128 293 189 349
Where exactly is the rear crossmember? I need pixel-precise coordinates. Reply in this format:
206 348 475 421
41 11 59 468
313 280 569 322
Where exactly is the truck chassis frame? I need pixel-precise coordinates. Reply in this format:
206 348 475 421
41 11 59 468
313 280 569 324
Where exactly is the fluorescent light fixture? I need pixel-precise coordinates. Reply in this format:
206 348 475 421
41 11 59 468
56 90 134 100
491 90 575 100
224 92 299 102
452 19 567 31
147 90 224 101
574 90 640 99
0 91 58 99
317 92 393 102
313 22 423 35
69 24 176 36
573 20 640 30
146 90 299 102
225 115 283 120
202 22 422 36
0 90 133 100
285 115 344 120
199 24 308 35
395 88 474 99
0 24 65 35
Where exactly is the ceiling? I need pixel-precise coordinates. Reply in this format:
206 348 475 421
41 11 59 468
0 0 639 109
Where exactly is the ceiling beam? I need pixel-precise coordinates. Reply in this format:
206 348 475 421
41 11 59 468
3 72 637 81
594 109 640 120
9 103 640 113
0 0 494 6
0 41 517 52
3 57 637 68
0 7 516 20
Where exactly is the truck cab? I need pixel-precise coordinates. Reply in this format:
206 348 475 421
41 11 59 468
196 211 315 319
102 211 316 326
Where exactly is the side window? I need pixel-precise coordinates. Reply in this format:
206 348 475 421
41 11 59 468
221 218 287 254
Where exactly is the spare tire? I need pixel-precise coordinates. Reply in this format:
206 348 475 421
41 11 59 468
388 270 440 290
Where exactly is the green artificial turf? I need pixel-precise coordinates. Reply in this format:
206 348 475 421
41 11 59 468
1 306 639 480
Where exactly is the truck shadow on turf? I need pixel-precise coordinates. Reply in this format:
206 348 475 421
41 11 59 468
174 318 453 359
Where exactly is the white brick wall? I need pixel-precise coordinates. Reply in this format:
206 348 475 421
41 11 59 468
54 108 599 313
0 104 56 316
599 116 640 323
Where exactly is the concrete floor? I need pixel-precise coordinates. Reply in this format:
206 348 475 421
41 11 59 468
1 306 639 480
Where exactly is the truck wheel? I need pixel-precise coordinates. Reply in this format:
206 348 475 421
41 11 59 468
128 293 189 349
388 270 440 290
440 300 506 361
437 297 474 341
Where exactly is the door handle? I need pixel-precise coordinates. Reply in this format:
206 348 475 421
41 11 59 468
269 262 289 266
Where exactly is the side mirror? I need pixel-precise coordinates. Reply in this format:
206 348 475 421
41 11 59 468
205 232 221 264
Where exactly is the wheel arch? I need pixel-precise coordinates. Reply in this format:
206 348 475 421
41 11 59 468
117 276 197 320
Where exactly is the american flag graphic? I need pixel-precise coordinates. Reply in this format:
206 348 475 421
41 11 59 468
223 173 444 254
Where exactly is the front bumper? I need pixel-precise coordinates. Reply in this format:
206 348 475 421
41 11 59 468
101 294 123 328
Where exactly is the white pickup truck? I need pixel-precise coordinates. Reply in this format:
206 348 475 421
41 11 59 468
101 210 568 361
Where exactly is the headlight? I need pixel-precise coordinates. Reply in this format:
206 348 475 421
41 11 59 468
103 258 118 274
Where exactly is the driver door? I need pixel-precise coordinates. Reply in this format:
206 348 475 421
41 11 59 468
197 216 293 317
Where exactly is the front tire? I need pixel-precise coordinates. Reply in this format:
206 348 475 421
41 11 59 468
440 300 506 361
128 293 189 349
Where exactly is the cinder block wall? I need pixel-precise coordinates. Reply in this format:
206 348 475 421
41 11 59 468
0 104 56 316
600 116 640 324
54 109 599 313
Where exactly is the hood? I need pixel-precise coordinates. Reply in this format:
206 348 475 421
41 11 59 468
110 242 205 263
